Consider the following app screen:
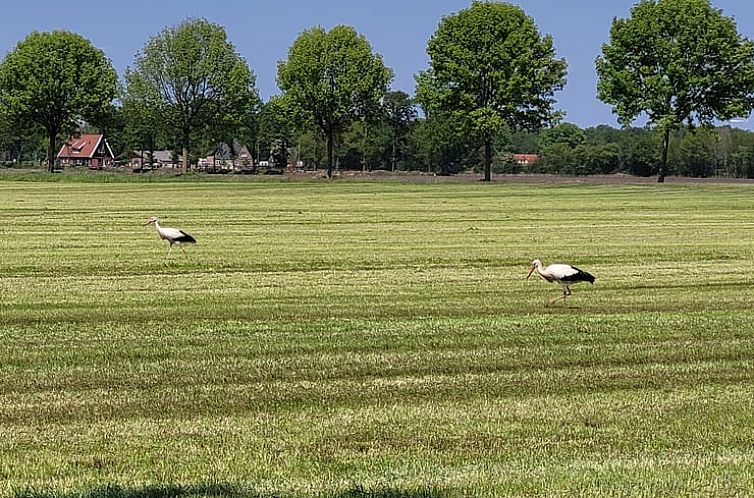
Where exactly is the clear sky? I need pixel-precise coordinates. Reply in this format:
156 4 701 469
2 0 754 129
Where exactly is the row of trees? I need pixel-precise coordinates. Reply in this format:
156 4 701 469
503 123 754 178
8 104 754 178
1 0 754 181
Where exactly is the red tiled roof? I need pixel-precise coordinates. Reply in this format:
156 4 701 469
512 154 539 164
57 134 111 159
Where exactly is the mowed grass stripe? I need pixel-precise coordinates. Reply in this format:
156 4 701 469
1 314 752 394
1 179 754 496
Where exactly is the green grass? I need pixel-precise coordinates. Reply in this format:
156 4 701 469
1 178 754 497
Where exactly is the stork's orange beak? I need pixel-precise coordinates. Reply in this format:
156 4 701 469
527 266 536 279
143 219 153 225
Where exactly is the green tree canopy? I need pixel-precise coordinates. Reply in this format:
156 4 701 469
0 107 44 164
539 123 587 150
596 0 754 182
125 18 258 172
277 25 393 178
0 30 117 171
121 72 168 165
406 113 480 175
258 95 295 159
257 95 296 169
416 1 567 181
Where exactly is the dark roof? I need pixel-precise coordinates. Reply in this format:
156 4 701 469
212 140 249 160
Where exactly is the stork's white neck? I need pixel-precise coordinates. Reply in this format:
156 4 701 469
152 219 167 239
534 263 552 282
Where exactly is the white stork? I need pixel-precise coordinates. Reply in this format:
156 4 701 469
527 259 595 304
144 216 196 257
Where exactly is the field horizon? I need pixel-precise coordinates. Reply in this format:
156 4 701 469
1 177 753 497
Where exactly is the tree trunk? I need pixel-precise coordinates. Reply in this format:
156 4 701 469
47 128 58 173
326 129 334 179
391 135 397 172
483 135 492 182
182 130 190 174
11 139 24 165
362 122 367 175
658 126 670 183
148 135 155 170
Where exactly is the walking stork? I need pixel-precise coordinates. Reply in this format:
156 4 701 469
144 216 196 257
527 259 595 304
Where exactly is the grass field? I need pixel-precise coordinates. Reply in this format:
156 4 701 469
1 176 754 497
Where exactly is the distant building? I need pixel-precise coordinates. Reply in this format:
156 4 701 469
131 150 178 169
512 154 539 165
235 145 253 167
57 134 114 169
201 141 254 173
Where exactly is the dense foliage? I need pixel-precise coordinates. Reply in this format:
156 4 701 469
277 25 393 178
0 31 118 172
2 2 754 179
596 0 754 182
123 18 259 172
416 1 567 181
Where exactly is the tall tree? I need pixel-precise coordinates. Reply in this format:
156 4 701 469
122 71 168 168
596 0 754 182
277 25 393 178
297 128 325 171
416 1 567 181
205 93 259 170
0 31 117 172
125 18 258 172
407 113 479 175
384 91 417 172
257 95 295 168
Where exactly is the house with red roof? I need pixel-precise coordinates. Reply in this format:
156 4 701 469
512 154 539 165
57 134 115 169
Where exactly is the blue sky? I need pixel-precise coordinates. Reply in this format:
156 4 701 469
2 0 754 129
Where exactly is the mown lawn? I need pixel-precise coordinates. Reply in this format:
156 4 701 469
1 177 754 497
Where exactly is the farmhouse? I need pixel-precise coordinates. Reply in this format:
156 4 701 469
235 145 253 167
57 134 114 169
512 153 539 165
199 141 254 172
131 150 178 170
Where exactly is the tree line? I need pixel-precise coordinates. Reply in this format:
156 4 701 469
1 0 754 181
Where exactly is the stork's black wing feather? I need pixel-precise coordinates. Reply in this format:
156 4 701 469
561 266 595 284
176 230 196 243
